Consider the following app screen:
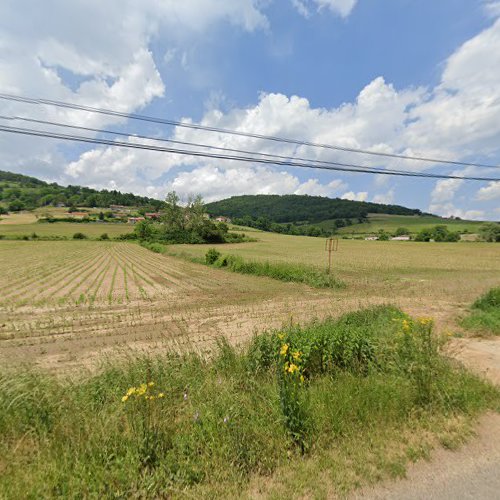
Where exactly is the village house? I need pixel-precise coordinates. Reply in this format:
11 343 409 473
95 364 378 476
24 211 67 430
215 216 231 223
391 235 411 241
145 212 161 220
127 217 145 224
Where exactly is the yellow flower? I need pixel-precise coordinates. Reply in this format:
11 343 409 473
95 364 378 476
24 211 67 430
300 375 305 384
126 387 136 396
287 363 299 374
402 319 410 331
148 382 155 387
158 393 165 398
292 351 301 360
418 317 432 326
280 344 289 356
121 395 129 402
278 333 285 340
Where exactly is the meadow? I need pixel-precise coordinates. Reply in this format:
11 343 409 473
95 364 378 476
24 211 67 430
331 213 486 235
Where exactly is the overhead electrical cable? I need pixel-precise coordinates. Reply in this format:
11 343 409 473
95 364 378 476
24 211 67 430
0 92 499 170
0 123 498 182
0 114 436 176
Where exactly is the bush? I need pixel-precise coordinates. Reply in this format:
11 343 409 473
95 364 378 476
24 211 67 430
72 232 87 240
99 233 109 240
462 287 500 335
205 248 221 265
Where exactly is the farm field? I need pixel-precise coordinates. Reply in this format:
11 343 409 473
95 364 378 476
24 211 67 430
1 234 499 372
325 213 486 234
0 221 133 238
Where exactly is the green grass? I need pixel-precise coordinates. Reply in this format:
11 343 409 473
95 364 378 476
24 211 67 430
165 247 345 289
0 222 133 238
1 306 498 498
461 287 500 335
319 214 486 235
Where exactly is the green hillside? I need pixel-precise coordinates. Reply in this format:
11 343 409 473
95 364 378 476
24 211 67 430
325 214 486 235
205 194 423 223
0 170 165 212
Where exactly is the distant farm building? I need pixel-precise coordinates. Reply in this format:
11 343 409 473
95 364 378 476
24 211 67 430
215 216 231 223
128 217 145 224
64 212 88 218
391 235 411 241
364 236 378 241
145 212 161 220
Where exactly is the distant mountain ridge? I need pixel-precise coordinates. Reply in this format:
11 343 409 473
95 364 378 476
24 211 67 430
205 194 425 224
0 170 164 211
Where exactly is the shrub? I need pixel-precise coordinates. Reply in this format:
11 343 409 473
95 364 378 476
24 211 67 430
72 232 87 240
473 287 500 310
99 233 109 240
205 248 221 265
461 287 500 335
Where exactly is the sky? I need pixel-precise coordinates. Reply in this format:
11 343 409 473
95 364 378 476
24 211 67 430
1 0 500 220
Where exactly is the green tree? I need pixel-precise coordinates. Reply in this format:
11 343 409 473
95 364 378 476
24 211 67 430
479 223 500 242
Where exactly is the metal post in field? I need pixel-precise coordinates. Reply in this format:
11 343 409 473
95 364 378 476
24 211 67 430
325 237 339 274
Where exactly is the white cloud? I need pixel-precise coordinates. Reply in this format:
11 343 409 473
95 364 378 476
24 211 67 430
372 189 394 204
430 178 464 203
161 165 348 202
341 191 368 201
476 181 500 200
292 0 358 18
0 0 269 174
428 203 485 220
484 1 500 18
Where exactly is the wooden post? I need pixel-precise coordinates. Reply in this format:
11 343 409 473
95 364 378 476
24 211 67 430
325 237 339 274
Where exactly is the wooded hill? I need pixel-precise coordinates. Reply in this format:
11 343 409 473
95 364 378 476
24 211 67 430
0 170 164 211
205 194 423 224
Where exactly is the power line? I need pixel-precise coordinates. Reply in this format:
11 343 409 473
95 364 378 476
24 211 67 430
1 123 499 182
0 114 433 177
1 92 499 170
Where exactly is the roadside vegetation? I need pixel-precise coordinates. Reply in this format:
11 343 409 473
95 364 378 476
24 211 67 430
1 306 498 498
461 287 500 335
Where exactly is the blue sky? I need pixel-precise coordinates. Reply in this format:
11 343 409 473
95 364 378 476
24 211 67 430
1 0 500 219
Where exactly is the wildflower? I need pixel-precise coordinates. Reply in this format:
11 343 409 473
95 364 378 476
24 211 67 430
402 319 410 332
193 411 200 422
278 333 285 340
287 363 299 374
292 351 301 361
183 392 188 401
121 395 129 403
126 387 136 396
300 375 305 384
280 344 289 356
223 416 229 424
148 382 155 387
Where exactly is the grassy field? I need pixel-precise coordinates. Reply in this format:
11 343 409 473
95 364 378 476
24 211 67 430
0 221 133 238
1 306 498 498
322 213 487 235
